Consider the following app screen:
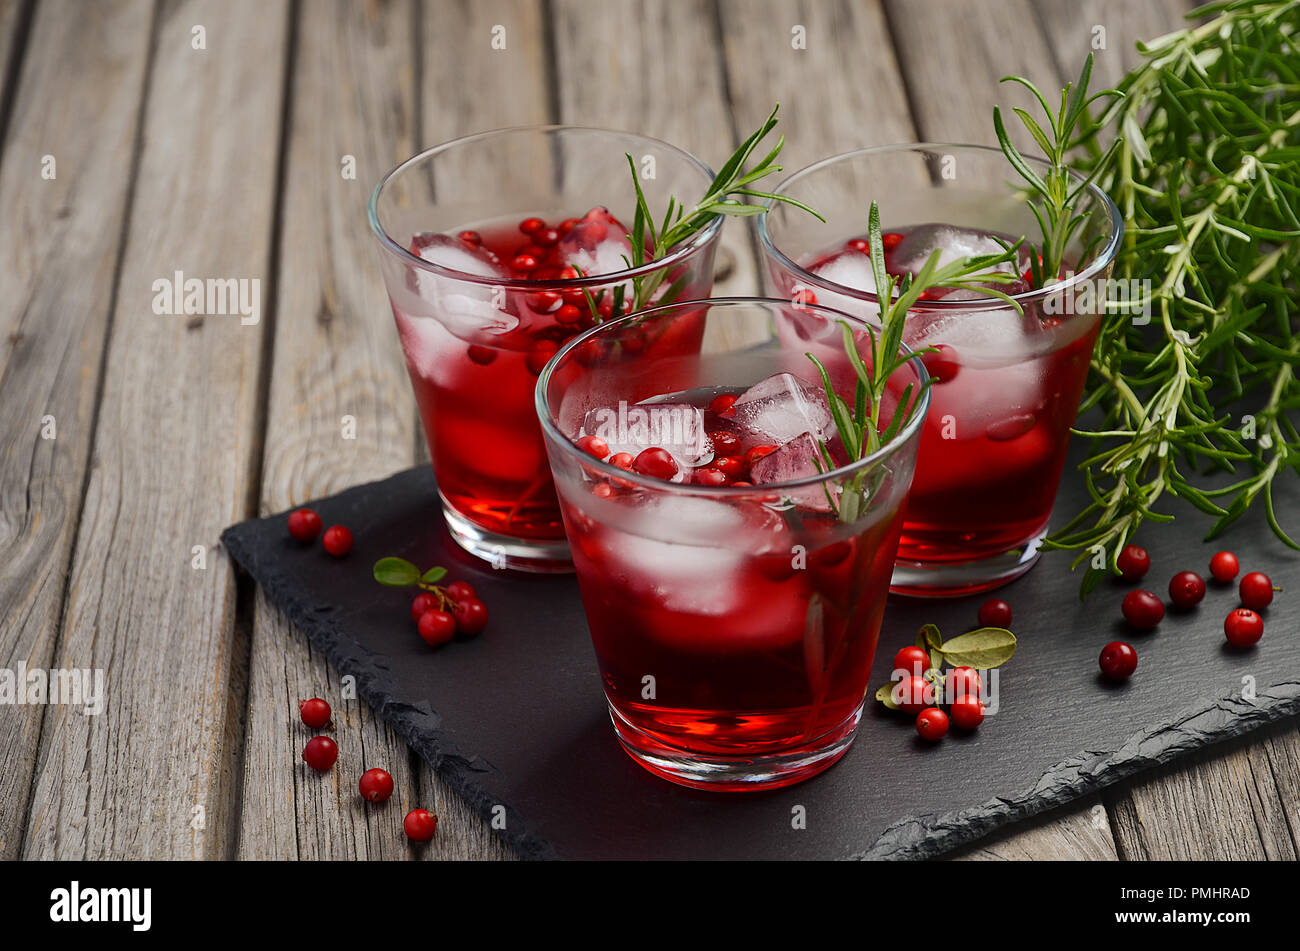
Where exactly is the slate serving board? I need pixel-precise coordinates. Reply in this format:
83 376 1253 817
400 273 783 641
221 455 1300 860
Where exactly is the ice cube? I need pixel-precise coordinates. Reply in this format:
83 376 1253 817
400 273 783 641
408 233 518 337
902 306 1038 365
729 372 833 444
750 432 839 513
890 223 1018 277
581 400 714 474
558 207 634 278
789 248 889 325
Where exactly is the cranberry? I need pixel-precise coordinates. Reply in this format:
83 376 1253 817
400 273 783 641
1209 550 1239 583
445 580 476 603
948 695 986 730
512 252 538 272
946 667 982 700
893 645 930 676
457 229 482 245
359 767 395 803
744 445 777 467
1168 571 1206 608
418 609 456 647
709 430 742 454
920 344 960 384
526 290 561 312
302 736 338 771
633 447 678 480
467 344 497 365
403 808 438 842
1239 571 1275 610
287 508 322 543
709 393 738 415
915 707 949 741
609 452 634 470
1121 589 1164 630
1224 608 1264 647
755 552 798 582
592 482 614 498
322 525 353 557
1098 641 1138 681
518 216 544 234
881 231 904 251
893 675 934 714
555 303 582 325
977 598 1012 628
712 455 746 479
525 339 559 375
791 288 818 306
535 227 560 246
451 598 489 637
694 468 728 486
299 697 331 729
846 238 870 253
576 435 609 460
410 592 439 622
559 217 580 234
1116 544 1150 582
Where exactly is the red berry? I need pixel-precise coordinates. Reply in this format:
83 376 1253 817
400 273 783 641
893 674 934 714
411 592 439 622
467 344 497 365
633 447 678 480
1238 571 1275 610
709 393 739 415
609 452 634 470
288 508 322 543
1168 571 1206 608
791 288 817 306
977 598 1012 628
1116 544 1150 582
915 707 949 741
592 482 614 498
555 303 582 325
920 344 961 384
526 290 561 312
451 598 489 637
709 430 742 455
512 253 539 272
403 808 438 842
457 229 482 245
535 227 560 246
1209 550 1239 583
948 694 986 730
847 238 870 253
881 231 904 251
445 580 477 603
299 697 331 729
526 339 559 375
359 767 394 803
576 435 609 460
1098 641 1138 681
302 736 338 771
744 445 777 467
1224 608 1264 647
1121 589 1164 630
893 645 930 677
946 667 982 700
712 455 746 479
418 609 456 647
694 468 728 486
322 525 353 557
518 216 544 234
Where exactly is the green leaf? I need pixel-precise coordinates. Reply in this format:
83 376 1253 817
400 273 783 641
937 627 1018 670
874 682 901 711
420 566 448 584
916 623 943 652
373 557 419 587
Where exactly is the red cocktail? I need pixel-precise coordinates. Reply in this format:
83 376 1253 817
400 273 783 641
537 299 928 789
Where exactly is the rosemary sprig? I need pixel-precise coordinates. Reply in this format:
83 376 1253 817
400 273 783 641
807 202 1025 522
607 105 822 319
998 1 1300 596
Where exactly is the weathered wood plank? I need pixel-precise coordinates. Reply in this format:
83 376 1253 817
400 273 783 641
1032 0 1195 88
0 0 32 138
0 0 153 860
234 0 515 861
20 0 290 860
954 803 1119 861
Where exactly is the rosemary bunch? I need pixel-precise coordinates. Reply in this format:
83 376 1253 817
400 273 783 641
1010 1 1300 594
809 202 1025 522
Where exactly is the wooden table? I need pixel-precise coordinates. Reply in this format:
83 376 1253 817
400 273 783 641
3 0 1296 861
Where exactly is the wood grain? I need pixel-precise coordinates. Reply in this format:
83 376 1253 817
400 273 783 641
0 0 153 860
1031 0 1195 88
954 803 1119 861
20 0 290 859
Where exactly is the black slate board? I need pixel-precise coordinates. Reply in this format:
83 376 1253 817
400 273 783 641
221 459 1300 860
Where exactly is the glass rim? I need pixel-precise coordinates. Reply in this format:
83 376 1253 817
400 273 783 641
368 124 725 290
755 142 1124 309
534 296 931 496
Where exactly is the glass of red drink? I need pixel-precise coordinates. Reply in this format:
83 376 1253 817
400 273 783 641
535 298 929 789
369 128 721 571
759 145 1122 596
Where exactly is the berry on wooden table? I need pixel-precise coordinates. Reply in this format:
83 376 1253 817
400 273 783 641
302 736 338 771
404 808 438 842
359 768 395 803
299 697 331 729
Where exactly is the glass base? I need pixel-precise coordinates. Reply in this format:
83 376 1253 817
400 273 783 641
889 528 1046 598
440 498 573 573
609 700 862 791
